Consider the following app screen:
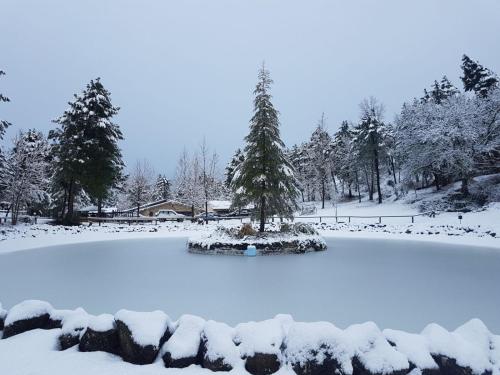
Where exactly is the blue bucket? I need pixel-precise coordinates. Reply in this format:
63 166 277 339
244 245 257 257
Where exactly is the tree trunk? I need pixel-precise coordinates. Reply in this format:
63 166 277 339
461 178 469 195
355 171 361 203
433 173 440 191
321 180 325 209
65 178 75 224
373 149 382 204
259 194 265 232
97 198 102 217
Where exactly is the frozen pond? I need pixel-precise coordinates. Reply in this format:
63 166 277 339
0 237 499 332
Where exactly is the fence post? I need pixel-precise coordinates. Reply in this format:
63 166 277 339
335 216 338 223
378 216 381 224
348 216 351 223
319 216 322 223
411 216 414 223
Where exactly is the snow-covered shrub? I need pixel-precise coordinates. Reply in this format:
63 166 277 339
284 321 352 375
234 314 293 375
200 321 242 372
115 309 173 365
291 223 318 235
79 314 120 355
3 300 53 338
162 314 205 368
239 223 257 237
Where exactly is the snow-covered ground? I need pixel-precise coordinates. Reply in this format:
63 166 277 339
1 197 498 253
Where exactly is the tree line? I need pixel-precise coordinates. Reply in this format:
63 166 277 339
226 55 499 210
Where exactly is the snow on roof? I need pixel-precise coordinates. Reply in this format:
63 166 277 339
208 200 231 210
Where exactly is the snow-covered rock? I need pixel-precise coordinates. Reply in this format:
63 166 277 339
2 300 53 338
284 321 351 375
346 322 410 375
162 314 205 368
58 308 89 350
200 320 241 371
234 314 293 375
383 329 438 374
48 308 79 329
115 309 173 364
422 321 493 375
79 313 120 355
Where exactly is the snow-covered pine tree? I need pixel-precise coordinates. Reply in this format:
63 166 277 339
153 174 171 201
224 148 244 188
352 97 387 204
461 55 498 97
308 113 331 209
231 64 299 232
331 121 358 200
51 78 123 222
76 79 123 215
421 76 459 104
3 129 50 224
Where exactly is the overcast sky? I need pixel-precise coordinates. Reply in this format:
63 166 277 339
1 0 500 177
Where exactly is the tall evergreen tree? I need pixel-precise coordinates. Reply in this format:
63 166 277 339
309 113 331 209
232 64 299 232
352 98 387 204
224 148 244 188
421 76 459 104
461 55 498 97
50 78 123 222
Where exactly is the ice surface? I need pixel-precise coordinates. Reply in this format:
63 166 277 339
115 310 172 347
0 237 499 332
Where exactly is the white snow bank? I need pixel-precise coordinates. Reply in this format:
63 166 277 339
162 314 205 359
284 321 352 373
346 322 409 374
202 320 241 367
235 314 294 357
383 329 437 370
88 313 115 332
4 300 53 326
115 309 172 347
60 308 90 337
422 321 491 374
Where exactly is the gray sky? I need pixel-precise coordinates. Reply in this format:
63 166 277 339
1 0 500 177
